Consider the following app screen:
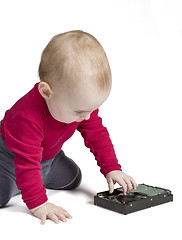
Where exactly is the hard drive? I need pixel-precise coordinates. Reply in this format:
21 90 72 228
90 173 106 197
94 184 173 215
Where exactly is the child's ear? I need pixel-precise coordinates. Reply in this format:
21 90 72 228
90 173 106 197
38 82 53 99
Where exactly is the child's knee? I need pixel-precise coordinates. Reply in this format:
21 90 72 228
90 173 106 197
0 195 10 208
70 167 82 189
0 174 19 207
63 167 82 190
0 184 11 207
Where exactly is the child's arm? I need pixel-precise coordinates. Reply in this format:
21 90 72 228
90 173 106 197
77 109 138 193
31 202 72 224
77 109 122 176
4 116 73 224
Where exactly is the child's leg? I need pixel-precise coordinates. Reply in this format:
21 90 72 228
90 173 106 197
0 135 20 207
43 150 82 190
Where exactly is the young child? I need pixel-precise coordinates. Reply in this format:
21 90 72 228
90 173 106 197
0 30 138 224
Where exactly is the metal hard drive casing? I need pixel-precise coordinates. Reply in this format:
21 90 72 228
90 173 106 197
94 184 173 215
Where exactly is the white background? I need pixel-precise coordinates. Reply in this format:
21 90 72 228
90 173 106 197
0 0 181 239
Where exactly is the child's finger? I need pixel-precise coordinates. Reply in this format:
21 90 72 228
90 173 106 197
56 212 67 222
64 211 73 219
107 179 114 194
57 207 73 219
47 213 59 224
124 177 133 192
41 214 47 225
117 179 127 195
128 176 138 189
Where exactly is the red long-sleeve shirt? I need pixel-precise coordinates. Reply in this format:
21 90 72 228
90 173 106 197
0 83 121 209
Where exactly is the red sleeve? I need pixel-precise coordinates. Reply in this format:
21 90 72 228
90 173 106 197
77 109 122 176
3 115 47 209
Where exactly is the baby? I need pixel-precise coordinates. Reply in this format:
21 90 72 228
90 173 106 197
0 30 138 224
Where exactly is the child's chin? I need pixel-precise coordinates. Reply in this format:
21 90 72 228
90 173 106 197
64 119 83 124
75 120 82 123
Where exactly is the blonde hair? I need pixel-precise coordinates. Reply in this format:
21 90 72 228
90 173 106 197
38 30 112 91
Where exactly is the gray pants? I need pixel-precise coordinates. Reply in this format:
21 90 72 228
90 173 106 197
0 133 82 207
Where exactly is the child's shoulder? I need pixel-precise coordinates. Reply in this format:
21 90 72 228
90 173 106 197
6 83 47 124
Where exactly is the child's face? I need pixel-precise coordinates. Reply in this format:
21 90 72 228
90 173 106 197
44 82 110 124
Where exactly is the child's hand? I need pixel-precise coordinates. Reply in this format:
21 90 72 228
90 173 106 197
106 170 138 195
32 202 72 224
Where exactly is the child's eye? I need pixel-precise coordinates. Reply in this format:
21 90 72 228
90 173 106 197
75 111 82 115
75 111 91 115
